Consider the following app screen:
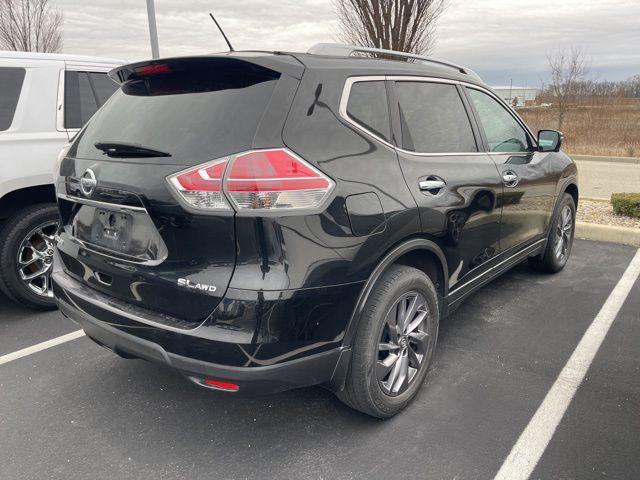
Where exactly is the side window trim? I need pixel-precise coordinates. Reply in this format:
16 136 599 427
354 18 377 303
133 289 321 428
462 84 538 153
340 75 492 157
339 76 395 148
56 69 68 132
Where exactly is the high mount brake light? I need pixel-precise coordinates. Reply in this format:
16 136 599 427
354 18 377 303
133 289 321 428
168 149 334 212
134 64 171 76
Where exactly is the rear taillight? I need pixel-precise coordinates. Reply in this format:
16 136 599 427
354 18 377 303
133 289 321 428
168 149 333 213
168 159 231 210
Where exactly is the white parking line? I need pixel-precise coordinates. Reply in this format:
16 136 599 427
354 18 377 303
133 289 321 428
0 330 85 366
494 248 640 480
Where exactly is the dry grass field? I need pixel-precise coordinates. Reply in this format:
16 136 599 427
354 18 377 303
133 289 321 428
518 102 640 157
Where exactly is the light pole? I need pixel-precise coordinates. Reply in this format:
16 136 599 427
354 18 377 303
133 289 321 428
146 0 160 59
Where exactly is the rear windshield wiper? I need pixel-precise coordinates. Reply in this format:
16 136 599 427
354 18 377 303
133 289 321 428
94 141 172 158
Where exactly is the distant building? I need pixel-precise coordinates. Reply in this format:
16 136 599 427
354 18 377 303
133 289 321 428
491 86 539 107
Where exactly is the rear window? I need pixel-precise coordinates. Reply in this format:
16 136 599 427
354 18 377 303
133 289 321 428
64 71 118 129
72 59 281 165
346 81 391 142
395 81 477 153
0 67 26 131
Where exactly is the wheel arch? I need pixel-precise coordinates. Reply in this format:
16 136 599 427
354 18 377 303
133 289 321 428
564 182 579 208
343 238 448 348
0 184 56 223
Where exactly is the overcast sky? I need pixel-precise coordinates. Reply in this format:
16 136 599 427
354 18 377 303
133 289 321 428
52 0 639 86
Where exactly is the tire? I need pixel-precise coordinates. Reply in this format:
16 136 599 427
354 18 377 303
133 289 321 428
529 193 576 273
0 203 60 310
337 265 439 418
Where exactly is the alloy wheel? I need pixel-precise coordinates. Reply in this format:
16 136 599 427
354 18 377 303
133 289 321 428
554 205 573 262
376 291 430 396
16 220 58 298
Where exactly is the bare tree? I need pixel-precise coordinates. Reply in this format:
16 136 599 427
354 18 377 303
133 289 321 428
333 0 448 55
0 0 63 53
547 46 590 130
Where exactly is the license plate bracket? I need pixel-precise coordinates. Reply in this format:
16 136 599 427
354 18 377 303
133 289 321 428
86 209 134 253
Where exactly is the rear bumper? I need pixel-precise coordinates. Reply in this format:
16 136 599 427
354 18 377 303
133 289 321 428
52 269 354 394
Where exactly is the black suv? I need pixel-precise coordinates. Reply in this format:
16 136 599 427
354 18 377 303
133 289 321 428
52 44 578 418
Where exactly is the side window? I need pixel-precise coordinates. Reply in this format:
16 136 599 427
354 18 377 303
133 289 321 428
346 80 391 142
89 72 118 104
0 67 26 131
394 81 477 153
466 88 531 153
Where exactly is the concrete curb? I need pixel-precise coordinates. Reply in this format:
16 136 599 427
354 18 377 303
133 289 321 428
571 154 640 165
580 197 609 202
576 221 640 247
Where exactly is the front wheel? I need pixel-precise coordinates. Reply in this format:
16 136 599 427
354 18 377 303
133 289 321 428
0 203 59 309
337 265 439 418
529 193 576 273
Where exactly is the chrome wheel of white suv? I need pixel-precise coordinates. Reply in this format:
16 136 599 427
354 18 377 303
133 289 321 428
0 203 60 310
16 220 58 298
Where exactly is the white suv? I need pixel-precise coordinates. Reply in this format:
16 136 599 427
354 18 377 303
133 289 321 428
0 51 121 309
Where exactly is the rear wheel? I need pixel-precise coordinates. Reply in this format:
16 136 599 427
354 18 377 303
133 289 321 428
0 204 59 310
337 265 439 418
529 193 576 273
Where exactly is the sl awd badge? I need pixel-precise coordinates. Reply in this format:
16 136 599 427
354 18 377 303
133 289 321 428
177 278 217 293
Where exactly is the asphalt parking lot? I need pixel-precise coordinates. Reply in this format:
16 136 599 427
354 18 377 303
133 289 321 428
1 239 639 480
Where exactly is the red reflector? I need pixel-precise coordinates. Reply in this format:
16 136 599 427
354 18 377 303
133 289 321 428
134 63 171 76
204 378 240 391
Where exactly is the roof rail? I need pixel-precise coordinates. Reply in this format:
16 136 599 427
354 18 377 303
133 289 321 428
307 43 481 80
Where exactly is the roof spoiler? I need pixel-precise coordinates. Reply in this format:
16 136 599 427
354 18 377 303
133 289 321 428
108 55 303 85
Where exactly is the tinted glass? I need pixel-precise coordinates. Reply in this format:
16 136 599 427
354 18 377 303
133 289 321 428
89 72 119 104
346 81 390 141
395 82 476 153
65 71 100 129
0 67 26 130
72 59 280 165
467 88 530 152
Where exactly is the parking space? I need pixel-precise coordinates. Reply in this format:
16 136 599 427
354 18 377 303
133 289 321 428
1 239 638 480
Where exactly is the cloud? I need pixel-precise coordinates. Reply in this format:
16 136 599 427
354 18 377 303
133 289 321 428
52 0 639 83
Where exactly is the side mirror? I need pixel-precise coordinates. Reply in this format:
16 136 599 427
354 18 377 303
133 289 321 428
537 129 563 152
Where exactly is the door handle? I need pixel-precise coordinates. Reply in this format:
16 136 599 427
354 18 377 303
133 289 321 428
502 171 519 187
419 179 446 192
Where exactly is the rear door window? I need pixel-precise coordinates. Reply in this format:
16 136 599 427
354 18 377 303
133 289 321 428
346 80 391 142
0 67 26 131
394 81 477 153
64 71 118 129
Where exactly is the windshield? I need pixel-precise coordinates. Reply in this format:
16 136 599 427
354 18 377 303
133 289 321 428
71 58 280 165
